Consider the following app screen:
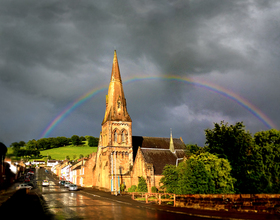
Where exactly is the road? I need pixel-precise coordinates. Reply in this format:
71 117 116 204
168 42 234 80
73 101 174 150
35 168 212 220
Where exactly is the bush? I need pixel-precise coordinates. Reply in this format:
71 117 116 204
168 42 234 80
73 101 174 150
151 186 158 193
128 185 137 192
137 176 148 192
120 183 126 192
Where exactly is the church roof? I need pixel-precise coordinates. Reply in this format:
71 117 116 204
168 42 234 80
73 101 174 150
132 136 186 174
141 149 177 175
132 136 185 151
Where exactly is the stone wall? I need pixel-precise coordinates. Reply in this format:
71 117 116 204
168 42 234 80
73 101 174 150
175 194 280 214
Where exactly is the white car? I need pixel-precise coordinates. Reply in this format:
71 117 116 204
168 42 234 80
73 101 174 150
42 180 49 186
17 183 32 190
69 184 78 191
64 182 71 188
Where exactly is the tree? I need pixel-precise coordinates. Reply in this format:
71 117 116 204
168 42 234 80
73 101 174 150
190 152 235 194
88 136 99 147
137 176 148 192
26 139 38 150
204 121 253 193
80 136 86 141
160 164 178 193
252 129 280 193
71 135 81 146
177 158 215 194
37 138 51 150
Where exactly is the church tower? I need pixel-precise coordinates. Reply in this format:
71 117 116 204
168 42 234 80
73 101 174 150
96 50 133 191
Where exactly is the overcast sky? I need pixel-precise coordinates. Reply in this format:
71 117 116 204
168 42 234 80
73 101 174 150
1 0 280 147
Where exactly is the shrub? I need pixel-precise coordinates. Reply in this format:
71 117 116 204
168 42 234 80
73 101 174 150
151 186 158 193
137 176 148 192
128 185 137 192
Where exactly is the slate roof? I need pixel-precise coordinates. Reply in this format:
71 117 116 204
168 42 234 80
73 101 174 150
132 136 186 160
132 136 186 175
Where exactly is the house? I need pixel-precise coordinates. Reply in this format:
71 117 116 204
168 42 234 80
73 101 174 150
70 159 86 186
47 160 62 167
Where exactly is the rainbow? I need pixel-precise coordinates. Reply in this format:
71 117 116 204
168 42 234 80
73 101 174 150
39 75 277 138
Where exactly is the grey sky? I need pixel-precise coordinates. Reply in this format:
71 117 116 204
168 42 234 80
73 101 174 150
1 0 280 147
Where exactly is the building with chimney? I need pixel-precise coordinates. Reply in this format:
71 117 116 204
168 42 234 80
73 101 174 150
83 51 185 192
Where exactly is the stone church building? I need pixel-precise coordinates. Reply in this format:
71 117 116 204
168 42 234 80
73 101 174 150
83 51 186 193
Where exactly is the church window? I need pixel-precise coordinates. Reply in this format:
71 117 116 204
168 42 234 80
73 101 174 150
114 130 117 142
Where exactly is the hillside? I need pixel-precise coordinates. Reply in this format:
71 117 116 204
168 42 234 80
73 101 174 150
40 146 97 160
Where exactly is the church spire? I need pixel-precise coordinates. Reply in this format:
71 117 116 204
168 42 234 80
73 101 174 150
102 50 131 124
111 50 122 82
169 128 175 153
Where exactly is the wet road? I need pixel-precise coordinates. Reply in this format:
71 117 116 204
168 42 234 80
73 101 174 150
35 168 210 220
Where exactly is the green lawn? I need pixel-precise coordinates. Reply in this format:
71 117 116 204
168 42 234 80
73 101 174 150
40 146 97 160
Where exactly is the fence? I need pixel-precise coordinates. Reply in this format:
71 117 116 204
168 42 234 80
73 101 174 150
131 192 176 206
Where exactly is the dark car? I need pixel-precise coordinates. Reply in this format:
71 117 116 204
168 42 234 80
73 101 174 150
59 180 66 186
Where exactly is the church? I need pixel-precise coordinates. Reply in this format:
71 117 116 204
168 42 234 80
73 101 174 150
83 51 186 193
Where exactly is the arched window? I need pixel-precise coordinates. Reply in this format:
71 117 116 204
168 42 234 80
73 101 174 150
122 131 125 142
114 130 118 143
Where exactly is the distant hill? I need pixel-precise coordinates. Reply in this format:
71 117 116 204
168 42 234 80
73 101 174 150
40 146 97 160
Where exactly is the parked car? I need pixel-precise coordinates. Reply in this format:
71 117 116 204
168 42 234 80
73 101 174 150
69 184 78 191
42 180 49 186
59 180 66 186
64 182 71 188
17 183 32 190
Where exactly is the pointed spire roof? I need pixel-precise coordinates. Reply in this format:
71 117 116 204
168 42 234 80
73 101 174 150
111 50 122 82
169 128 175 153
102 50 131 124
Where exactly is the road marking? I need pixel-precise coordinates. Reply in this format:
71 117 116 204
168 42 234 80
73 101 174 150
82 191 101 197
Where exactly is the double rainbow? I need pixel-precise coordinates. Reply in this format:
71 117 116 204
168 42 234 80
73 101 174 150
39 75 277 138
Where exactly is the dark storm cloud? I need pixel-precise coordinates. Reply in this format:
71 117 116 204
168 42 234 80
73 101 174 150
1 0 280 147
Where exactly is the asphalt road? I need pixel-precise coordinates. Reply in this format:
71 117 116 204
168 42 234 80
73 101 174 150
1 168 279 220
37 168 212 220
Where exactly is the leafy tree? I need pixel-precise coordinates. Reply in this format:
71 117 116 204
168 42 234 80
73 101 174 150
252 129 280 193
88 136 99 147
191 152 235 193
137 176 148 192
177 158 215 194
66 155 70 160
79 154 84 159
71 135 81 146
37 138 51 150
204 121 253 193
160 165 178 193
26 139 38 150
80 136 86 141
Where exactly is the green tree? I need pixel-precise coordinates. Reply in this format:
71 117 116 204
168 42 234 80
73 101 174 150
137 176 148 192
26 139 38 150
88 136 99 147
80 136 86 141
56 137 70 147
71 135 81 146
191 152 235 194
204 121 253 193
252 129 280 193
37 138 51 150
177 158 215 194
160 164 178 193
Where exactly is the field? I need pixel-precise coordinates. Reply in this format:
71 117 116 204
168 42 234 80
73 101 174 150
40 146 97 160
